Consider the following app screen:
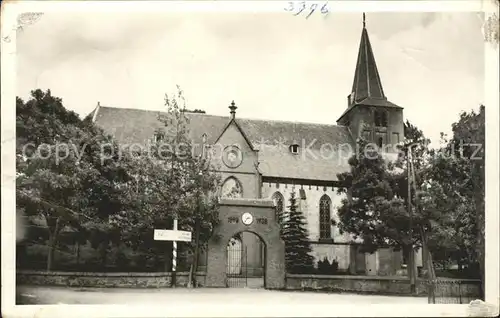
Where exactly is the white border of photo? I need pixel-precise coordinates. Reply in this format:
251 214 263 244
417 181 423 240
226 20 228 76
2 1 499 317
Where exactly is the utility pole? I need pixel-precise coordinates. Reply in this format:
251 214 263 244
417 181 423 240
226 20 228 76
188 170 203 288
410 149 436 302
407 147 416 294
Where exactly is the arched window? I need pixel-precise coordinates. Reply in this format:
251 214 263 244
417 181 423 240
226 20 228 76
377 136 383 148
221 177 243 198
272 192 284 223
319 194 332 239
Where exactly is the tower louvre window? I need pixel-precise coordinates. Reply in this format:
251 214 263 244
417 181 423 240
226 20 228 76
154 132 165 143
374 110 388 127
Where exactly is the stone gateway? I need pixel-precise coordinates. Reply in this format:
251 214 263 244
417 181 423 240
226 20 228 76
205 198 285 289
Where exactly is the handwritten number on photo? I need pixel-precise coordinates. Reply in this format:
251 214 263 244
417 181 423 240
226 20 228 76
321 2 329 15
294 2 306 16
285 1 329 18
306 3 318 19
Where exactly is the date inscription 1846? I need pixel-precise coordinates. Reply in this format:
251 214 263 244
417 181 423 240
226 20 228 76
228 216 239 224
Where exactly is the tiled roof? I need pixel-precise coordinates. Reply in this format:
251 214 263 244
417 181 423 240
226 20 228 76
93 106 355 182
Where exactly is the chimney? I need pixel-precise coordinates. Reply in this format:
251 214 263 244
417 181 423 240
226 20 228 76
92 101 101 123
229 100 237 119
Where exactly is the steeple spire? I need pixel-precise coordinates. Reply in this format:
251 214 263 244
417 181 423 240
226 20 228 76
349 13 386 105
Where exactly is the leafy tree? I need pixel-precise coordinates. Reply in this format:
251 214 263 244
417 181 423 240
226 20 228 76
16 89 130 271
336 139 414 253
110 86 220 284
421 105 484 283
281 190 314 274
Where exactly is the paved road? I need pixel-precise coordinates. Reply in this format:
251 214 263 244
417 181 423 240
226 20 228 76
17 285 427 305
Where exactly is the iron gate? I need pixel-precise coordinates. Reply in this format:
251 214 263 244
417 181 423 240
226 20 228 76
427 279 482 304
226 243 248 287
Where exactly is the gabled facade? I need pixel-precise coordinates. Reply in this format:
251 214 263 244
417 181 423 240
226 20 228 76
91 17 421 276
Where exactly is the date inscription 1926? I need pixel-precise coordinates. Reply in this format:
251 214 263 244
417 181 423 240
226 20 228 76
284 1 330 19
257 218 268 225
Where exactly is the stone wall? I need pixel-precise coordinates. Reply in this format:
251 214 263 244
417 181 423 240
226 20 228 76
18 270 481 301
17 270 207 288
285 274 482 297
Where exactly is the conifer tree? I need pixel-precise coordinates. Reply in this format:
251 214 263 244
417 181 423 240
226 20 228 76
281 190 314 274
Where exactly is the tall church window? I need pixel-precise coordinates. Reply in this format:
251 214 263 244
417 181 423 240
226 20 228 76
377 136 383 148
272 192 284 223
221 177 243 198
376 132 387 148
319 194 332 239
374 110 388 127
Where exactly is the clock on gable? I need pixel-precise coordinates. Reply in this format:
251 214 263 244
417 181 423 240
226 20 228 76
222 145 243 168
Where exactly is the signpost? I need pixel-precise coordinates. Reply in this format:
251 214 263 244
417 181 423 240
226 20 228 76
154 229 192 242
154 221 192 288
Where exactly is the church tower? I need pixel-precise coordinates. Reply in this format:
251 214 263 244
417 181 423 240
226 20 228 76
337 14 404 152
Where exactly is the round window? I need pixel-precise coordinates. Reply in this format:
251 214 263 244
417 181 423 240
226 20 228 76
222 145 243 168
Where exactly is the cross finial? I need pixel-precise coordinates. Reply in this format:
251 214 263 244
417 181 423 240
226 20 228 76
363 12 366 28
229 100 237 119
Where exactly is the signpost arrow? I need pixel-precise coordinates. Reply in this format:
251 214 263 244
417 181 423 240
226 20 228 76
154 229 192 242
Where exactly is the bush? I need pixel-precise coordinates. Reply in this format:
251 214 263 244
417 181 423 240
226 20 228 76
316 257 339 275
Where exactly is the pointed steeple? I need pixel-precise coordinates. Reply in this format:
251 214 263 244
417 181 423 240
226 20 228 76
338 14 402 124
349 13 386 104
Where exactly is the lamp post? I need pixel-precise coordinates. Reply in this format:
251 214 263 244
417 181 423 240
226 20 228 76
407 147 416 294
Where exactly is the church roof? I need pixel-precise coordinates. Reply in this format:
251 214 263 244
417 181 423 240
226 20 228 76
93 106 354 182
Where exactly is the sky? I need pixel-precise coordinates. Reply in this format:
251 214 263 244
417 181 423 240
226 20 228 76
16 10 485 146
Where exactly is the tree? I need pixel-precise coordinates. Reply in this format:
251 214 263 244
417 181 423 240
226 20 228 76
110 86 220 284
16 89 131 271
336 139 415 253
421 106 484 284
281 190 314 274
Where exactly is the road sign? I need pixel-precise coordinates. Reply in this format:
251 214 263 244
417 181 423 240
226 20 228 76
154 229 192 242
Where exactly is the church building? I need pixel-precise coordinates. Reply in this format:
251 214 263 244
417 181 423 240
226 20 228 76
90 19 421 278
